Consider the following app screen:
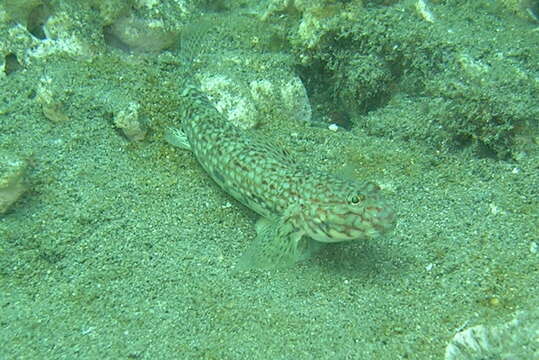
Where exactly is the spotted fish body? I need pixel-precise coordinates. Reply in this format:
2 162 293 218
167 85 395 268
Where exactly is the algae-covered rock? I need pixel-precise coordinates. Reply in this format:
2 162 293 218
114 101 147 141
179 12 313 129
262 0 364 49
2 0 46 26
195 51 312 130
498 0 539 22
0 151 29 215
445 308 539 360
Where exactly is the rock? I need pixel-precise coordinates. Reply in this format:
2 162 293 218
0 151 29 215
113 101 147 141
445 308 539 360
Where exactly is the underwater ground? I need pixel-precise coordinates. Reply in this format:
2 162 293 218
1 0 538 359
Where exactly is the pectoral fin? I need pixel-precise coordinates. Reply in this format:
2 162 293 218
238 216 322 270
164 127 191 150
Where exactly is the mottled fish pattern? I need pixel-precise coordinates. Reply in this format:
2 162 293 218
166 84 395 268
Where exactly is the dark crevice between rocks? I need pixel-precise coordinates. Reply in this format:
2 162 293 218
27 4 51 39
4 53 22 75
102 25 132 53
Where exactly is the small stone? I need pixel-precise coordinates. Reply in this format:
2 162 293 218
328 123 339 132
108 14 178 53
113 102 147 141
36 76 69 123
416 0 435 23
0 151 29 214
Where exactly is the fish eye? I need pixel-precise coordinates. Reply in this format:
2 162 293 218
349 193 364 205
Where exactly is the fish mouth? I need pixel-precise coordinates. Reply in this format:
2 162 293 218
366 204 396 233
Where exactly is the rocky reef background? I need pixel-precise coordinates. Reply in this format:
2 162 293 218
1 0 537 359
